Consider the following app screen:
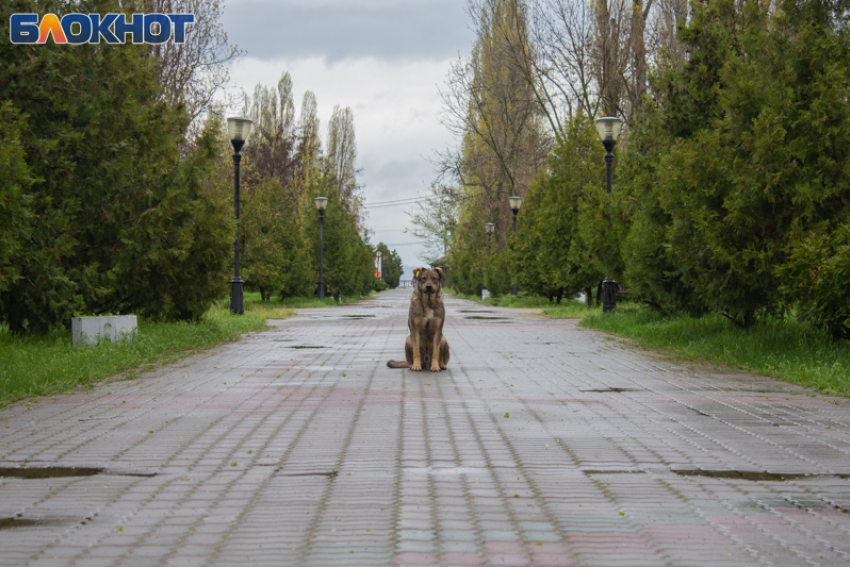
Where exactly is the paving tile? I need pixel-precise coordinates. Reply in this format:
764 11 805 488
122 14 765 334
0 288 848 566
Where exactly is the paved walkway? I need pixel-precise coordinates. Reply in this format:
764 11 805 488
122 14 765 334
1 288 849 567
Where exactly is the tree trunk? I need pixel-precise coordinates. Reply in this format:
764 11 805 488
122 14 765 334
632 0 647 107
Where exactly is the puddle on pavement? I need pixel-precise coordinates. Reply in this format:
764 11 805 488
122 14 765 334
465 316 509 320
459 310 494 313
673 469 815 481
580 388 637 393
584 469 645 474
280 471 338 478
341 315 375 318
0 467 102 479
0 467 156 479
0 518 67 529
289 346 328 349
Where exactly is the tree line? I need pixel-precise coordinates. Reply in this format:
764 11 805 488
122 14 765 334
417 0 850 340
236 72 403 302
0 0 400 334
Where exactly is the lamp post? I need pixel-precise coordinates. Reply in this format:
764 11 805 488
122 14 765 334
595 116 624 312
509 196 523 296
376 250 382 279
314 196 328 299
482 221 495 299
227 116 253 315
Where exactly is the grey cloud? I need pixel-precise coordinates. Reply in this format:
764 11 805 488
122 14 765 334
364 157 431 187
222 1 472 62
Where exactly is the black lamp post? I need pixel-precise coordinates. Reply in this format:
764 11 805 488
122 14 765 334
482 221 495 299
314 196 328 299
227 116 253 315
509 196 523 296
595 116 624 312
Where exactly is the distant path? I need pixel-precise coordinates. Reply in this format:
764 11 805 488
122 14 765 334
1 287 849 566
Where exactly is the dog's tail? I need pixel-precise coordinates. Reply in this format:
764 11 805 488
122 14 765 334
386 360 410 369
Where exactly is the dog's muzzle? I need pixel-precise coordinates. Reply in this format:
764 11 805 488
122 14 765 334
425 285 435 294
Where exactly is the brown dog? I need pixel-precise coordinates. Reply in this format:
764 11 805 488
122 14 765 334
387 267 450 372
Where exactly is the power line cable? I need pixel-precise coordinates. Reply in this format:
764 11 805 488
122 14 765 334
366 196 425 205
362 196 427 208
363 188 492 209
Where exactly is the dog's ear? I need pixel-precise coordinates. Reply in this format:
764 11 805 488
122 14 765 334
435 267 445 282
413 267 425 282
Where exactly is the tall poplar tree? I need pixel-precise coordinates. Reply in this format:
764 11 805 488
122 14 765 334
440 0 549 294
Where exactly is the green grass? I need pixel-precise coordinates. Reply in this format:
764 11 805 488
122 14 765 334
443 288 485 303
448 286 849 396
222 291 373 313
580 304 850 397
0 290 377 407
493 294 553 308
541 300 602 319
0 306 269 408
444 288 567 308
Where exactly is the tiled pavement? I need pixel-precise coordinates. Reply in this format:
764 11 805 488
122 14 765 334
1 287 849 567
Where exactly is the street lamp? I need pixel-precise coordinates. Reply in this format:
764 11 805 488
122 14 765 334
596 116 623 195
314 196 328 299
376 250 382 279
482 221 495 299
509 196 523 296
595 116 624 312
227 116 253 315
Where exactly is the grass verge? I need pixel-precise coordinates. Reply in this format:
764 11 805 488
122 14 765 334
221 291 372 313
445 288 574 309
541 300 602 319
447 287 849 396
0 307 269 408
443 288 486 303
581 304 850 397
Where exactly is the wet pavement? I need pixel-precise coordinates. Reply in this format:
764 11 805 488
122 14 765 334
1 287 849 567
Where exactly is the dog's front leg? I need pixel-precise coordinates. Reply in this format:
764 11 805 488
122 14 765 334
429 322 443 372
410 318 424 371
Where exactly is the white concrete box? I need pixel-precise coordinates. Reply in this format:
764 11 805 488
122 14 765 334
481 288 491 300
72 315 138 348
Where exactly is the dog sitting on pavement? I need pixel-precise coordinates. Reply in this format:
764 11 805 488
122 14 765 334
387 267 450 372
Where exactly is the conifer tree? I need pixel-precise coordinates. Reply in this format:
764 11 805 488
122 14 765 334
513 114 603 303
375 244 403 289
0 0 231 332
655 0 850 326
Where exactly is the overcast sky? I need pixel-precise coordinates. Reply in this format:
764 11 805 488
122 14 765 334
220 0 475 280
